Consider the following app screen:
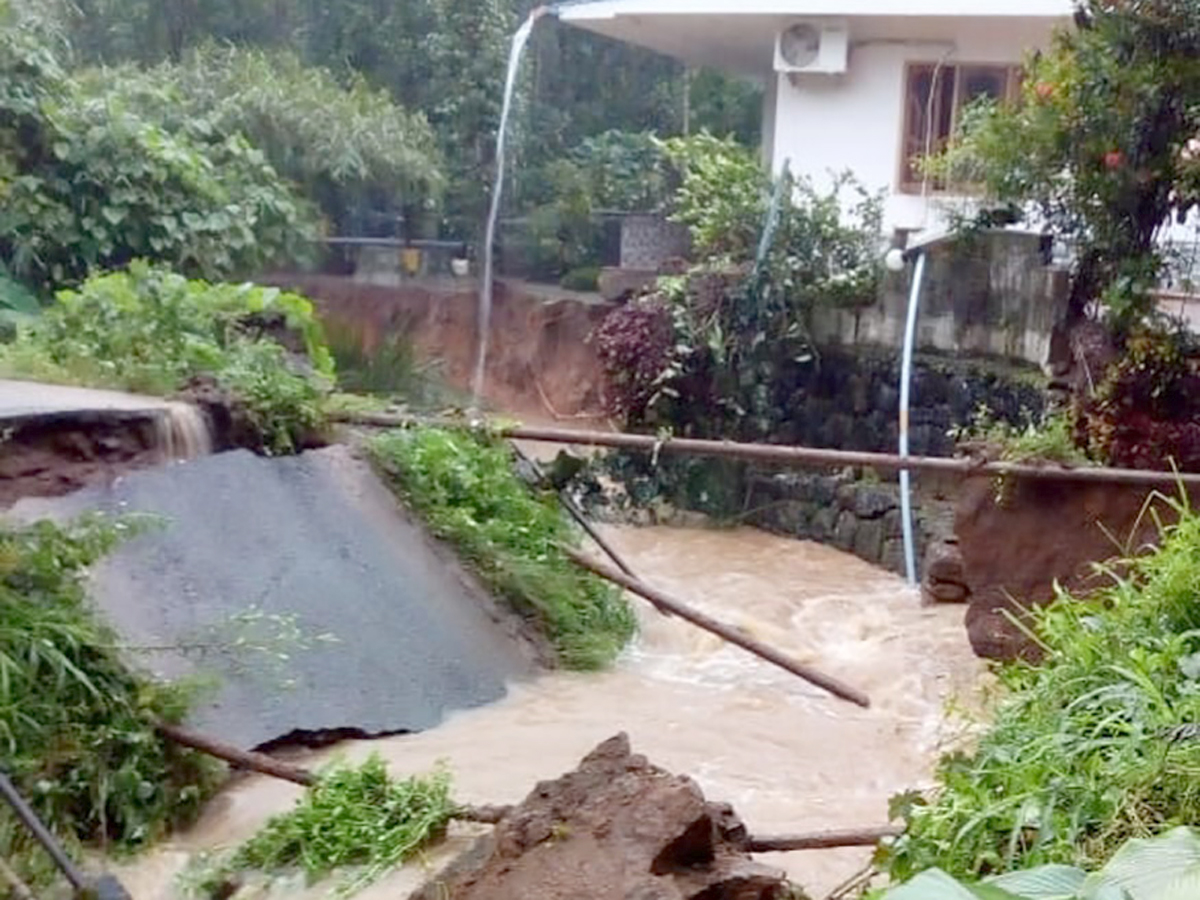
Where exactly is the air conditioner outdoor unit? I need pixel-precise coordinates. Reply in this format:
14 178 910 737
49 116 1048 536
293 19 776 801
774 20 849 75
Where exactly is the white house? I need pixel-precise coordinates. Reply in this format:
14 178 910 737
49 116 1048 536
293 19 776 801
559 0 1074 242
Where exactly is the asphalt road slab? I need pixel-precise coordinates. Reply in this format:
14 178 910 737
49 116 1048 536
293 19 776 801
8 445 537 749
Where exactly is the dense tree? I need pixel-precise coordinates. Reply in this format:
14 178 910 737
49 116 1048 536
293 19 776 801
932 0 1200 330
84 46 443 235
52 0 762 240
0 4 315 290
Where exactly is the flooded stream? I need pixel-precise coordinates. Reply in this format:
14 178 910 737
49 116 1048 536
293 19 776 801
117 524 983 899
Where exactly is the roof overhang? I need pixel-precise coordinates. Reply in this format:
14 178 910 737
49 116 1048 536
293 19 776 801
557 1 1074 76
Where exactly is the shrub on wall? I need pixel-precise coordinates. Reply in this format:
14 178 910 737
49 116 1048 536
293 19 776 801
592 134 883 441
1077 328 1200 471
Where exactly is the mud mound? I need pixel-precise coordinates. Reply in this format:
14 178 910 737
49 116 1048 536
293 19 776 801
413 734 792 900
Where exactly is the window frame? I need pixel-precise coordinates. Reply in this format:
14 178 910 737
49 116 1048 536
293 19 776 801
897 61 1022 195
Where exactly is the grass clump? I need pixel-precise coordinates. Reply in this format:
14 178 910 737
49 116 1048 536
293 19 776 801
199 755 453 896
370 427 636 669
0 262 334 454
951 405 1093 467
0 516 219 891
883 495 1200 881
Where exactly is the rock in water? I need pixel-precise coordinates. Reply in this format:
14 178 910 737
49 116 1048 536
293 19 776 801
411 734 793 900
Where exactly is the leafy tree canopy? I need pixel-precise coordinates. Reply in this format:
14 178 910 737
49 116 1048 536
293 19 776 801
929 0 1200 331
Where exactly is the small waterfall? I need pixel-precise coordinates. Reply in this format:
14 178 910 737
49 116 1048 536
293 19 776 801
155 402 214 462
471 8 552 413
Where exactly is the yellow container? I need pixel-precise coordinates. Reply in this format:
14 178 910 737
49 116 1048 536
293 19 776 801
400 247 422 276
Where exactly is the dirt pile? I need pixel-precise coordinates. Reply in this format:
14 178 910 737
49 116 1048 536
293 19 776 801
413 734 793 900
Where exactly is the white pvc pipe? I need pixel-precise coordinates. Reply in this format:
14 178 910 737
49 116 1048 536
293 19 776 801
898 251 927 587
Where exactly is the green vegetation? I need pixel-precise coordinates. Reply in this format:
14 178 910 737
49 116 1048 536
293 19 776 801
884 497 1200 881
370 427 636 669
926 0 1200 328
951 407 1093 467
0 4 314 291
83 45 443 235
593 134 883 441
0 263 334 454
882 827 1200 900
0 516 220 891
192 756 454 896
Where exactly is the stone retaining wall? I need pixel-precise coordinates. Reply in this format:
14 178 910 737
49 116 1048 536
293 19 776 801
743 471 956 576
774 348 1045 457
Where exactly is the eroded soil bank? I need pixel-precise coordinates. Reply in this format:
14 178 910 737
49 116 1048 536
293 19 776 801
275 275 612 418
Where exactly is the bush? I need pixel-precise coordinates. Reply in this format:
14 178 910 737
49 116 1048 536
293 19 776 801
0 517 219 891
1078 329 1200 471
0 7 316 290
591 299 676 421
883 497 1200 880
560 265 601 292
193 755 454 896
370 428 636 670
0 263 334 454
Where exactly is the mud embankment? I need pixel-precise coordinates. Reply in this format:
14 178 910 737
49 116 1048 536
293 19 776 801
276 275 612 418
956 474 1200 660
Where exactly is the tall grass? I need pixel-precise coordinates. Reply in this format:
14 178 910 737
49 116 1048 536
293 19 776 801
370 428 636 669
885 493 1200 880
0 517 218 890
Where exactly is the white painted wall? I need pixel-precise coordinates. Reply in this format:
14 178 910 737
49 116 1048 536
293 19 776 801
768 20 1059 236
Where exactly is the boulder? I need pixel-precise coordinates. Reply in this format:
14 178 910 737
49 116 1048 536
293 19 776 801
410 734 792 900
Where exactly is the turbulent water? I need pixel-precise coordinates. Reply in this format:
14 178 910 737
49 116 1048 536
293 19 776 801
156 402 214 461
116 524 982 899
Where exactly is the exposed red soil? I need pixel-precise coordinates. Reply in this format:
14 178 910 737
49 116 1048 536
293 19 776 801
0 413 164 508
276 275 614 420
955 473 1199 660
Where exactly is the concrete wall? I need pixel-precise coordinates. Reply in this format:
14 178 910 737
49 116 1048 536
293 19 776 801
814 231 1072 367
768 20 1058 235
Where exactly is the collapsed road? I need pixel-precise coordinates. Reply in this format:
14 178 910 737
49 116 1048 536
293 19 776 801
8 445 540 750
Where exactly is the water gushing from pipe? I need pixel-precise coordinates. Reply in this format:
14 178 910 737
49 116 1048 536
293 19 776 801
471 8 553 415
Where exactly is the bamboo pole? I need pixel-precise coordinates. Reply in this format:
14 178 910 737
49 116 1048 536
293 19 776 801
155 721 510 823
155 721 316 786
564 548 871 708
745 825 902 853
336 412 1200 490
509 443 639 579
158 721 902 848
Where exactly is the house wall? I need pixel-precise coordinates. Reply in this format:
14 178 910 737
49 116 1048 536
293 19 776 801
768 20 1058 235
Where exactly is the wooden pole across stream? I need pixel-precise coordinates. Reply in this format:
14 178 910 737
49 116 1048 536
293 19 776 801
337 412 1200 490
155 720 897 852
564 548 872 708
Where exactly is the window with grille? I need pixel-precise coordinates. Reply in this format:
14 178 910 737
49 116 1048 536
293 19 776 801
899 63 1021 193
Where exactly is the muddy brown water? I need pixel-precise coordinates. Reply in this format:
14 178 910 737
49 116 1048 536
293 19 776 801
115 525 983 899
